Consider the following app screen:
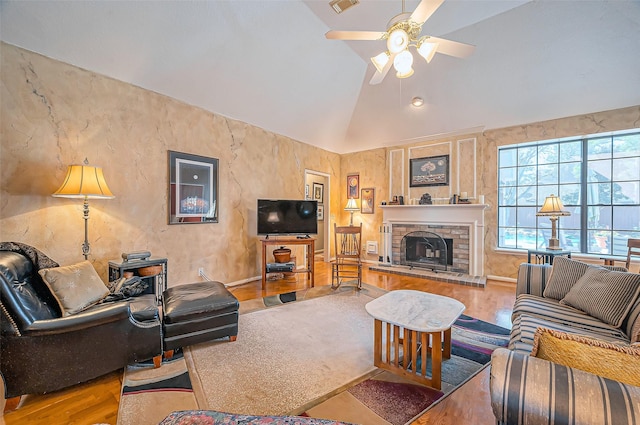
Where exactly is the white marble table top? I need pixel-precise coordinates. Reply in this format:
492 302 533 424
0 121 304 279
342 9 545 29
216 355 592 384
365 290 466 332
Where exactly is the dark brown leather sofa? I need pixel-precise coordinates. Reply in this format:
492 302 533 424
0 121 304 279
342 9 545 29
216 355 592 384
0 249 162 405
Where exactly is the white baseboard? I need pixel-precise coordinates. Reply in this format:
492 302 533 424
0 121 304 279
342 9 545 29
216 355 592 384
487 274 516 284
217 275 261 287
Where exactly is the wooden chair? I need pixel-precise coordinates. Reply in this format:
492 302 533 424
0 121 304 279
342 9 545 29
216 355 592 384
331 223 362 290
602 238 640 271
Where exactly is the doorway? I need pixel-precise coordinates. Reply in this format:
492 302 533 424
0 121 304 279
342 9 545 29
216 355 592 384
305 169 330 263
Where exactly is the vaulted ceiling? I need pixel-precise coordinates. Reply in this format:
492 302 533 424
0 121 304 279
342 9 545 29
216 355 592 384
2 1 639 154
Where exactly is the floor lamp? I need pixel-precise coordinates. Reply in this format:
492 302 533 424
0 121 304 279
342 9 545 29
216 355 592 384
536 194 570 250
53 159 115 259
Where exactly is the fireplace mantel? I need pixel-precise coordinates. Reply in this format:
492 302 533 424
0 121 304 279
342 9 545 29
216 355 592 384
380 204 488 276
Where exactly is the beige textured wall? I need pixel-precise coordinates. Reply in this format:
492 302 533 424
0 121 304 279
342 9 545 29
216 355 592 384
339 149 387 262
359 105 640 279
3 43 639 283
0 43 341 286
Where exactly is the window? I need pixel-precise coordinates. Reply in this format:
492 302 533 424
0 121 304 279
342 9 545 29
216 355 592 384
498 129 640 255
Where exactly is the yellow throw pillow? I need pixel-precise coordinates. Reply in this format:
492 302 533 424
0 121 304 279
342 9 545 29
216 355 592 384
39 261 110 316
531 327 640 387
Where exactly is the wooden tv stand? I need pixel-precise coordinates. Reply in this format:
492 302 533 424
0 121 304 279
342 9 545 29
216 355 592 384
261 237 315 290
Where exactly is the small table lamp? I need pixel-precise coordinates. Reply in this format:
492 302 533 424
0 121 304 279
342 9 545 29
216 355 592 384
344 198 359 226
53 159 115 259
536 194 570 250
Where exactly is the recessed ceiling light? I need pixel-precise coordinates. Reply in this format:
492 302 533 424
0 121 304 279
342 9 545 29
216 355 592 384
411 97 424 107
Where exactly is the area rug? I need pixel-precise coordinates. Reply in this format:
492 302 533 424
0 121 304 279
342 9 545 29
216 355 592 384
304 314 511 425
118 285 510 425
117 351 198 425
186 287 379 416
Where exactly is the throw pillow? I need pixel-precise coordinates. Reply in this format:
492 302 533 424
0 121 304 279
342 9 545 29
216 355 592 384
531 327 640 387
560 266 640 327
38 261 110 316
543 257 598 300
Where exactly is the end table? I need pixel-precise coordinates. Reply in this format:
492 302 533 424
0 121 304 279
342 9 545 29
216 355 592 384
108 258 167 304
527 248 571 265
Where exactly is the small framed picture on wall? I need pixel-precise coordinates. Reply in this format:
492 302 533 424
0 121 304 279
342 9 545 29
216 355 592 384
347 174 359 198
361 188 374 214
317 204 324 221
313 182 324 202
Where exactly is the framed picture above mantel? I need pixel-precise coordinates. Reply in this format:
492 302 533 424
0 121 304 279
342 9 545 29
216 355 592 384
409 155 450 187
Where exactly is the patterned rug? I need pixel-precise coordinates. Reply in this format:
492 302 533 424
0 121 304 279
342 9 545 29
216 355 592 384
117 350 198 424
117 285 509 425
303 314 510 425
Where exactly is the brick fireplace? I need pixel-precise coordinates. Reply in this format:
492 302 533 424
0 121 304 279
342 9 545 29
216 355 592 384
395 226 469 272
380 204 487 276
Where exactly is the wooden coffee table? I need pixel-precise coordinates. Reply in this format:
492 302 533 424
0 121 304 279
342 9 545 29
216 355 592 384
365 290 465 389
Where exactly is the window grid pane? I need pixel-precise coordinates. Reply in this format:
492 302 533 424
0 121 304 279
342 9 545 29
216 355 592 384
497 129 640 254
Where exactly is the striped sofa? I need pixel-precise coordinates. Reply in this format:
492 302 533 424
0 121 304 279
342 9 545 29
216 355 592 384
490 260 640 425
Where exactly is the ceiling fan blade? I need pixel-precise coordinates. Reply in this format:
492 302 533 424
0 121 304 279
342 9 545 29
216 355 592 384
369 53 396 85
428 37 476 58
325 30 385 41
410 0 445 24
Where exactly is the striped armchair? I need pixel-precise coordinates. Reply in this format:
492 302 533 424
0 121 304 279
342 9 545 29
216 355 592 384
490 260 640 425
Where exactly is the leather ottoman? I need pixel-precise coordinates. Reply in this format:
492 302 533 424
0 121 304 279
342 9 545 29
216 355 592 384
162 281 239 357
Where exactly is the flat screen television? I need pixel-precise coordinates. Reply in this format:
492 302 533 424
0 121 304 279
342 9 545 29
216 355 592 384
257 199 318 236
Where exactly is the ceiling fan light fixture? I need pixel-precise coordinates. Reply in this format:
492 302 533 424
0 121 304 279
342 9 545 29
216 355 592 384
325 0 475 85
417 37 439 63
371 51 390 73
396 68 414 79
387 28 409 54
393 49 413 74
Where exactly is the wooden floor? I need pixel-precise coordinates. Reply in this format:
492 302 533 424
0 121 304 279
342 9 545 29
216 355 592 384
2 260 515 425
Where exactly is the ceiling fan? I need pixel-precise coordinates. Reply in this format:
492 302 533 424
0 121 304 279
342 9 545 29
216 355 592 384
325 0 475 85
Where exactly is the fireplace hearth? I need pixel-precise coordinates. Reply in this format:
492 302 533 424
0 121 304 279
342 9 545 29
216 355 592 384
401 231 453 271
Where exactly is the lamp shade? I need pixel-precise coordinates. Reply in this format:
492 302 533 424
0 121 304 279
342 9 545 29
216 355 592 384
371 51 390 73
344 198 359 211
393 50 413 74
536 194 570 217
417 37 439 63
52 164 115 199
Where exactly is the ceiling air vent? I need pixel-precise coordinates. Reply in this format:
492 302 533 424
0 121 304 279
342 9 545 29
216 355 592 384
330 0 359 14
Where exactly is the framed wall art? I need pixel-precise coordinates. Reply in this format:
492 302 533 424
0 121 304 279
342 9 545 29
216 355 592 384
410 154 450 187
347 173 359 198
317 204 324 221
361 188 374 214
313 182 324 202
169 150 219 224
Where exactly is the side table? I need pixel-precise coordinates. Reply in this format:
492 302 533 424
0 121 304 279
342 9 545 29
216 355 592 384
261 238 315 290
108 258 167 304
527 248 571 265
